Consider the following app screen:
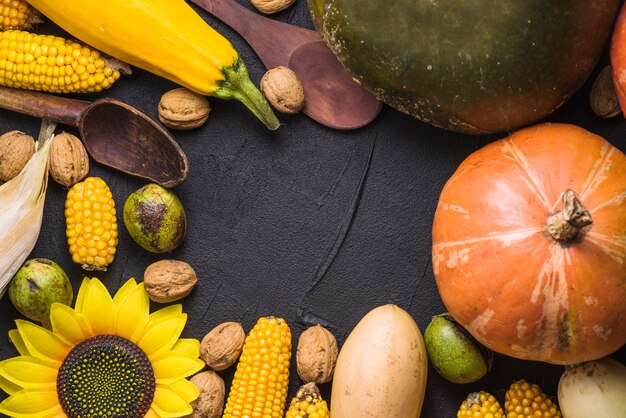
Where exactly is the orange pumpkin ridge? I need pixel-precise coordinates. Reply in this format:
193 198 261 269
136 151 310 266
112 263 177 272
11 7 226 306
432 123 626 365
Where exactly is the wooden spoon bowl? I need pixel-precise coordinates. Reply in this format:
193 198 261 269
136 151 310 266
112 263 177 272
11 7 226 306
80 99 188 187
288 41 381 129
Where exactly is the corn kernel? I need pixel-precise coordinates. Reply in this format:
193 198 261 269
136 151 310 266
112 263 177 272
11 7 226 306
457 391 505 418
0 30 124 93
224 317 291 418
285 383 329 418
505 380 562 418
0 0 39 31
65 177 118 271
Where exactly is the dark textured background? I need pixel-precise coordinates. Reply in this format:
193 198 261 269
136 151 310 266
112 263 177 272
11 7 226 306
1 1 625 417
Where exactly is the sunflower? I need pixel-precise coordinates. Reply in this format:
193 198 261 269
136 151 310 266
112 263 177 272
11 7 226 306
0 277 205 418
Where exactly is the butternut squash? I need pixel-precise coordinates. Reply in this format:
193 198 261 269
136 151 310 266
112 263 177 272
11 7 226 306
26 0 280 129
331 304 427 418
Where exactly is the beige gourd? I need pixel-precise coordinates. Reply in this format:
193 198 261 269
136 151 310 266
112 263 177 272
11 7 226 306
331 304 427 418
558 357 626 418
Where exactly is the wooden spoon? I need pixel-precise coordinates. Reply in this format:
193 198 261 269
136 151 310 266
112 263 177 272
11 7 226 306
189 0 382 130
0 86 188 187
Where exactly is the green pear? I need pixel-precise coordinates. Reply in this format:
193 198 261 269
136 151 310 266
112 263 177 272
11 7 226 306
123 183 187 253
8 258 73 325
424 313 492 384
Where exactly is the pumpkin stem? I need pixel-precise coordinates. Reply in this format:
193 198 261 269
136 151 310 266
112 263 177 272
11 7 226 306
546 190 592 242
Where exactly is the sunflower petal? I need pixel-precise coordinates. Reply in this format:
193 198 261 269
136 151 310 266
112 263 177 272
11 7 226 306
0 356 57 388
112 277 138 306
8 329 29 356
16 320 69 364
0 389 61 417
152 352 204 384
74 277 92 314
168 379 200 404
171 338 200 358
152 384 193 417
144 407 160 418
43 407 68 418
81 278 116 335
114 281 149 341
0 375 22 395
149 304 183 323
139 314 187 358
50 304 90 345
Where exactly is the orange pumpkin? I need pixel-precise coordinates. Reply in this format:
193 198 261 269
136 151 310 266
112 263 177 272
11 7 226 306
432 123 626 365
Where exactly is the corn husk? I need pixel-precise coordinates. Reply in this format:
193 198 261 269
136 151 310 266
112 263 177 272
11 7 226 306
0 120 56 298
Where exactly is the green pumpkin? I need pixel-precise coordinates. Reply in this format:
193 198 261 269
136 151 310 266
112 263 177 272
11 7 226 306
308 0 618 134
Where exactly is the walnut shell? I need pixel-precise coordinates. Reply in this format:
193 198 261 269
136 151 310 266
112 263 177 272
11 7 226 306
158 88 211 130
49 131 89 187
187 371 225 418
0 130 35 182
200 322 245 371
251 0 295 14
143 259 198 303
590 66 622 118
260 66 305 114
296 324 338 384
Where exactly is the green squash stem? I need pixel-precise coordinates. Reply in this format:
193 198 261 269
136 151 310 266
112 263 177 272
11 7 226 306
214 58 280 130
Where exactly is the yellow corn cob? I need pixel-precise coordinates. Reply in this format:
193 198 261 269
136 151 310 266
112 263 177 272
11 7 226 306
0 0 41 31
285 382 329 418
223 316 292 418
505 380 562 418
457 391 505 418
0 30 126 93
65 176 118 271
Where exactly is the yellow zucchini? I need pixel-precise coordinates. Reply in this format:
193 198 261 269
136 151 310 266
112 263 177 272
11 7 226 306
26 0 279 129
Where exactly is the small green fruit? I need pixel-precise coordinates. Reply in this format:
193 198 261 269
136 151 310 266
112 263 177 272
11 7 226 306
8 258 73 325
123 183 187 253
424 313 492 384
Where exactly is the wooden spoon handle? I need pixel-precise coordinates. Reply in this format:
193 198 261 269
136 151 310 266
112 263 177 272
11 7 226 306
189 0 320 68
0 86 88 126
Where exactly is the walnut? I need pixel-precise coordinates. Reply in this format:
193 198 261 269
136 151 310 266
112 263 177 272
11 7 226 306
250 0 295 14
49 131 89 187
590 66 622 118
0 130 35 182
158 87 211 130
296 324 338 384
260 66 305 114
143 260 198 303
200 322 245 371
187 371 225 418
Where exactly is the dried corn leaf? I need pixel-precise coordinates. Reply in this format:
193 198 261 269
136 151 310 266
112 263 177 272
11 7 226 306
0 120 55 298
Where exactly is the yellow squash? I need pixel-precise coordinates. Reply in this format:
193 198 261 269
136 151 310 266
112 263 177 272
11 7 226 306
331 304 428 418
26 0 279 129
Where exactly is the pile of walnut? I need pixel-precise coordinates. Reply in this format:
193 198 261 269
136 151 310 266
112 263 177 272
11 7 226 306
0 129 89 187
158 88 211 130
143 259 198 302
0 131 35 182
50 131 90 187
261 66 305 114
250 0 295 15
